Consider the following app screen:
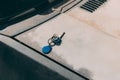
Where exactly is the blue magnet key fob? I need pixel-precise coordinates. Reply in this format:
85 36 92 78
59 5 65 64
42 32 65 54
42 45 52 54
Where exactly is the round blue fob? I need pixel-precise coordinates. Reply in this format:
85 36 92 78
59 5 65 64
42 45 52 54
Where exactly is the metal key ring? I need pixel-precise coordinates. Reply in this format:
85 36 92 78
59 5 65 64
48 38 55 47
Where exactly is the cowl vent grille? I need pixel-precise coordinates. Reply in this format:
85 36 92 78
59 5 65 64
80 0 107 12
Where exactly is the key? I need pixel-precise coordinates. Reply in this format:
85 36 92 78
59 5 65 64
42 32 65 54
60 32 65 39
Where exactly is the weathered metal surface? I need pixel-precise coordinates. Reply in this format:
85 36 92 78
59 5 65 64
68 0 120 39
16 0 120 80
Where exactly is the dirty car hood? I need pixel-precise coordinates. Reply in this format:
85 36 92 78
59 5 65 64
15 0 120 80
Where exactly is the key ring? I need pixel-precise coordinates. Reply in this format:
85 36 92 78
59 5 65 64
42 32 65 54
48 34 60 47
48 38 56 47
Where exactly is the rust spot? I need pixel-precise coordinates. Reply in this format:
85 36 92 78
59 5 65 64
67 12 103 30
67 12 120 40
114 30 120 38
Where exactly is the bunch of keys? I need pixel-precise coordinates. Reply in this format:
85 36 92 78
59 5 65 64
42 32 65 54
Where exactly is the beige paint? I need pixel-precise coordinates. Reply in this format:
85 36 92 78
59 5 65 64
68 0 120 39
16 0 120 80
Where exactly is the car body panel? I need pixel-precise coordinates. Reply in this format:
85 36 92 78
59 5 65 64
1 0 120 80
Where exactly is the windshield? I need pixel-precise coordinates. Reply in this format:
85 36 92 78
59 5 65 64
0 0 68 24
0 0 49 19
